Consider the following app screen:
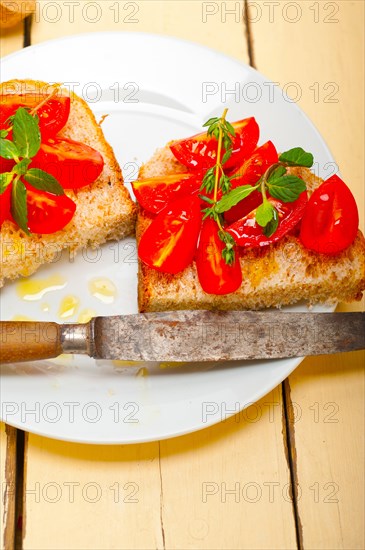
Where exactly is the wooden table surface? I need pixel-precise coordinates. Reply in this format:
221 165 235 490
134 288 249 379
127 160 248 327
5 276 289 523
0 1 364 549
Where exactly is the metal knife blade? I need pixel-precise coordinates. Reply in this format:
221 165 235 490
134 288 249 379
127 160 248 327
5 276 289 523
0 311 363 364
61 310 365 362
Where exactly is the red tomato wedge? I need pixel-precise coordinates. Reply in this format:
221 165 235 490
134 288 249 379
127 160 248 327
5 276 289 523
0 184 12 226
196 217 242 295
224 190 263 225
224 141 278 224
226 191 308 248
300 175 358 255
231 141 278 188
133 173 202 215
0 92 70 138
26 185 76 234
138 195 202 274
0 158 15 173
170 117 259 173
31 137 104 189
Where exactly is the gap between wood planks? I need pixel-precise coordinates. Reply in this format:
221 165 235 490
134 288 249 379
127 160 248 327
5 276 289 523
243 2 303 549
2 18 31 550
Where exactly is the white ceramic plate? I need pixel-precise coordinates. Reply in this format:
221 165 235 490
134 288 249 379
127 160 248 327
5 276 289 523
0 32 335 444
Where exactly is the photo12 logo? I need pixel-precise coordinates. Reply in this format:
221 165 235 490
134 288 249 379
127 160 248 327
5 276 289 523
202 80 340 105
201 2 340 24
1 400 140 424
0 1 141 25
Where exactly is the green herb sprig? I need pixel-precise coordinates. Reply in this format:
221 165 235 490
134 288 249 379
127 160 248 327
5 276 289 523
199 109 314 260
199 109 238 265
214 146 312 237
0 106 64 234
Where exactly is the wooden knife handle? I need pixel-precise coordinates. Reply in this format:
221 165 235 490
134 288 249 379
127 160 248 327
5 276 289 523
0 321 63 364
0 321 94 364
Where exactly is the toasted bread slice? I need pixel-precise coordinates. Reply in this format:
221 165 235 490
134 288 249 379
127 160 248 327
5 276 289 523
137 147 365 312
0 80 137 286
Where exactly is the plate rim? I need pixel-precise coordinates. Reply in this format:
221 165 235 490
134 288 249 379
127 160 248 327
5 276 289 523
0 31 337 444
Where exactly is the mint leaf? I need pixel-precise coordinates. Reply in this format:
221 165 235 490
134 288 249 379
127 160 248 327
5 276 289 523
11 179 29 234
215 185 257 213
268 165 286 184
24 168 64 195
12 107 41 158
263 207 279 237
279 147 314 168
12 159 31 176
0 130 8 138
0 172 13 194
0 138 19 160
267 175 306 203
256 201 275 227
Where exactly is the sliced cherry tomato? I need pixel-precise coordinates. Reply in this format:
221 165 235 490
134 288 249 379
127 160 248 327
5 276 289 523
224 141 278 224
138 195 202 274
224 189 263 225
300 175 358 255
31 137 104 189
226 191 308 248
25 185 76 234
196 217 242 295
170 117 259 173
0 184 12 226
231 141 278 188
0 92 70 138
0 158 15 173
133 173 202 215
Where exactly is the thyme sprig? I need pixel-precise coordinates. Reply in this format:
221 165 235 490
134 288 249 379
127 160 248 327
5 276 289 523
199 109 237 265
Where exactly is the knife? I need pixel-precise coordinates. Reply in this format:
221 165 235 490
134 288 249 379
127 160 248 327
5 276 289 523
0 311 363 364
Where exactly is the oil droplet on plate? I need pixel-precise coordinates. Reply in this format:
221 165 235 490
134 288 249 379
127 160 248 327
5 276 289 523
58 295 80 319
16 275 67 301
136 367 149 377
41 303 50 312
77 309 96 323
88 278 117 304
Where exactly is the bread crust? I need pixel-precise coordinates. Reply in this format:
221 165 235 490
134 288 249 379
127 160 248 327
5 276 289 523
0 80 137 286
136 146 365 312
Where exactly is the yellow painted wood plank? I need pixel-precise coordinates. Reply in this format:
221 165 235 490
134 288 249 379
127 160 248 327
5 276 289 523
0 423 17 550
288 352 365 549
31 0 249 61
0 20 24 57
250 2 365 547
159 388 296 550
23 389 297 550
23 438 163 550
